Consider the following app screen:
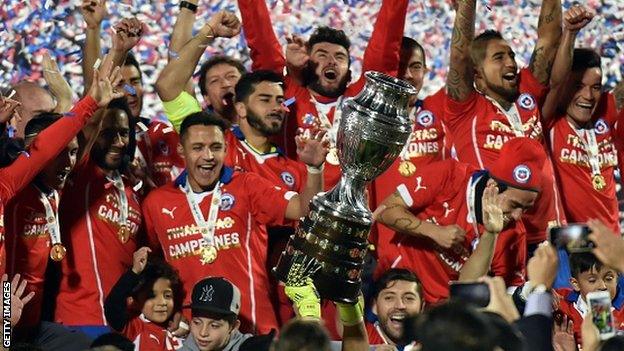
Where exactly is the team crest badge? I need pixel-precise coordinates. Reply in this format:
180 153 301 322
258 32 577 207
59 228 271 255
280 171 295 187
158 140 170 155
416 110 434 127
220 193 235 211
302 113 316 127
512 165 531 184
517 93 536 110
594 118 609 135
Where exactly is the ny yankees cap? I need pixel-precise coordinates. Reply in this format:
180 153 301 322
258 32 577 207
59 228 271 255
185 277 242 317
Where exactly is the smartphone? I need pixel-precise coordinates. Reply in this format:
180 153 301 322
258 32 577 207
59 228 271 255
548 224 593 253
587 291 616 340
449 281 490 308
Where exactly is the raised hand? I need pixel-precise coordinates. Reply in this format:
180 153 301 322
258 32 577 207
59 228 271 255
553 314 575 351
1 274 36 327
482 276 520 323
0 94 20 124
112 17 146 53
482 183 504 234
87 54 125 107
587 219 624 273
286 34 310 70
296 129 329 168
81 0 108 29
527 241 558 289
564 4 595 33
131 246 152 274
42 52 73 112
430 224 466 249
206 11 241 39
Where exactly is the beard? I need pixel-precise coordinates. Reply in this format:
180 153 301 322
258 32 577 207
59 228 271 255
246 108 282 136
302 61 350 98
485 80 519 103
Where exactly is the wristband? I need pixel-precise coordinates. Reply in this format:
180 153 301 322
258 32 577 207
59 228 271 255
306 163 324 174
179 1 198 13
336 295 364 326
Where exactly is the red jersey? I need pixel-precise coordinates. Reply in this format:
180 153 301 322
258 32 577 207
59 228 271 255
365 321 391 346
444 68 564 243
135 120 184 188
142 167 295 334
238 0 408 190
370 88 449 275
388 160 526 303
55 158 142 326
5 185 58 327
547 93 620 233
0 97 99 275
124 314 183 351
225 126 306 192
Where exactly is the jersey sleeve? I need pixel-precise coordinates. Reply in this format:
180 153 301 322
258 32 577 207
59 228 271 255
443 89 479 129
142 194 163 254
490 226 527 288
244 173 294 227
162 91 202 133
361 0 408 77
519 68 549 105
395 160 453 212
614 107 624 170
238 0 286 74
0 96 99 205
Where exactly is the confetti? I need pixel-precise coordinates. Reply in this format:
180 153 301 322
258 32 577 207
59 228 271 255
124 84 137 96
284 97 296 107
93 58 102 70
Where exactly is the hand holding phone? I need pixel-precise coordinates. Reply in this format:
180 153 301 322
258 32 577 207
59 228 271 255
549 224 594 253
449 281 490 307
587 290 615 340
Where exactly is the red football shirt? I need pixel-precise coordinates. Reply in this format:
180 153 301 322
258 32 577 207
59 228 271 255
55 158 142 326
142 167 295 334
238 0 408 189
386 160 526 303
135 120 184 188
444 68 564 243
123 314 183 351
0 97 99 275
547 93 620 233
370 88 449 275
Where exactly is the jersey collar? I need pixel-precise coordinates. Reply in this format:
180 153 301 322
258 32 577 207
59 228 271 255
174 166 234 188
231 124 285 156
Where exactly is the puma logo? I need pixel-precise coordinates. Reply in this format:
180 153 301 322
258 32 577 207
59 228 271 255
162 207 177 219
414 177 427 192
443 202 455 218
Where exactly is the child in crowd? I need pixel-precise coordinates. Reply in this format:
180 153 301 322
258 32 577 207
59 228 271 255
105 247 185 350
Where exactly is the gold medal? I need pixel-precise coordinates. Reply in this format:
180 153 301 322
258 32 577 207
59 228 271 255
326 147 340 165
199 245 218 265
398 160 416 177
50 243 66 261
592 174 606 191
118 224 131 243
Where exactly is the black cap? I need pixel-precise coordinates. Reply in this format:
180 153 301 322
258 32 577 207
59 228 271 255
185 277 241 317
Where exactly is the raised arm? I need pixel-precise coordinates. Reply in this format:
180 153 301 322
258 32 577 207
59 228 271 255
295 131 328 213
169 0 198 96
155 11 241 103
42 53 74 113
446 0 477 102
614 80 624 112
80 0 108 91
528 0 563 86
360 0 409 76
109 17 145 69
541 5 594 122
237 0 285 73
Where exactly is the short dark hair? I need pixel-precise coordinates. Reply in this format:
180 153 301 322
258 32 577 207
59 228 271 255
401 36 427 68
271 319 331 351
91 332 134 351
572 48 602 73
123 53 143 81
600 335 624 351
470 30 505 68
372 268 422 300
308 26 351 54
198 56 246 97
133 256 184 315
405 300 498 351
24 113 62 142
179 111 228 141
570 252 604 278
234 70 284 103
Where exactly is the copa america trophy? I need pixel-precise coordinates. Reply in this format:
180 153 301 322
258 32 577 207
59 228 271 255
273 71 417 303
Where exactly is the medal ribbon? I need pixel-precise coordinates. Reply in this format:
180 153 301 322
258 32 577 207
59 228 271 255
309 95 344 147
109 172 129 227
37 187 62 246
573 125 602 177
182 181 222 248
466 173 484 249
399 106 420 161
484 95 525 137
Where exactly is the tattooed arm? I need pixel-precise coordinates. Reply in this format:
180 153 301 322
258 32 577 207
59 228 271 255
614 80 624 112
528 0 562 86
446 0 477 102
375 192 466 250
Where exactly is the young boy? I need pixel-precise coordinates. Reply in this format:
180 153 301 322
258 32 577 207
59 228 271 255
555 252 624 344
180 277 254 351
105 247 184 350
